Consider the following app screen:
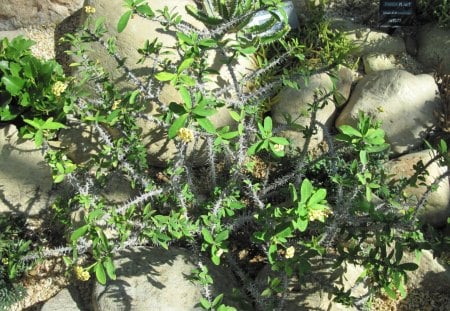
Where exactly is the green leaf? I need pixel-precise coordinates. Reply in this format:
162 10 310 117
300 179 313 203
398 263 419 271
197 117 216 134
383 285 397 300
1 75 25 95
117 10 133 33
263 116 273 132
202 228 214 244
155 71 176 81
339 125 362 137
359 150 368 165
34 130 43 147
289 184 298 202
136 4 154 18
95 262 107 285
229 110 240 122
168 113 188 139
211 254 220 265
269 136 289 145
215 230 229 243
212 294 224 307
168 102 187 115
177 58 194 74
309 188 326 205
192 106 216 117
178 86 191 109
103 257 116 280
70 225 89 242
200 297 211 309
43 119 66 130
268 244 277 264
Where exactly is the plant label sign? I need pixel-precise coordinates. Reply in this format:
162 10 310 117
247 1 299 37
379 0 416 28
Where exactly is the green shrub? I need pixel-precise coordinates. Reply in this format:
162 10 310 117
0 1 448 310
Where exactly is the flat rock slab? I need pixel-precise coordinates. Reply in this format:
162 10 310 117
93 247 251 311
41 288 83 311
0 125 53 216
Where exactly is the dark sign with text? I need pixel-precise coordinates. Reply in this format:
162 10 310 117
379 0 416 27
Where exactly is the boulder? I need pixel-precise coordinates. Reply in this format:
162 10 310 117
41 288 83 311
0 0 84 31
271 70 352 153
403 249 450 292
92 247 251 311
256 259 367 311
417 23 450 74
0 125 53 216
385 149 450 228
336 69 441 155
330 18 405 56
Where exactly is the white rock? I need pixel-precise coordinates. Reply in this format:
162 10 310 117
0 125 53 216
385 149 450 227
417 23 450 74
330 18 405 56
92 247 250 311
41 288 83 311
0 0 84 30
336 69 441 155
403 249 450 291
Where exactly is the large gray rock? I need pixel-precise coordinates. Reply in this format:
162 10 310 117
0 0 84 30
272 69 352 153
256 259 367 311
417 23 450 74
385 149 450 227
0 125 53 216
93 247 251 311
41 288 83 311
336 69 441 155
330 18 405 56
403 249 450 292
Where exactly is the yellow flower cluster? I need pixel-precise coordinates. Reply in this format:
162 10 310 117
112 100 120 110
74 266 90 281
84 6 96 14
52 81 68 97
285 246 295 259
308 208 332 222
177 127 194 143
1 257 8 265
273 144 284 153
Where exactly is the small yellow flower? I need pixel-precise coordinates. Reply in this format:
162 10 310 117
177 127 194 143
112 100 120 110
273 144 284 153
84 6 96 14
1 257 8 265
308 208 332 222
377 106 384 112
74 265 90 281
52 81 68 97
285 246 295 259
